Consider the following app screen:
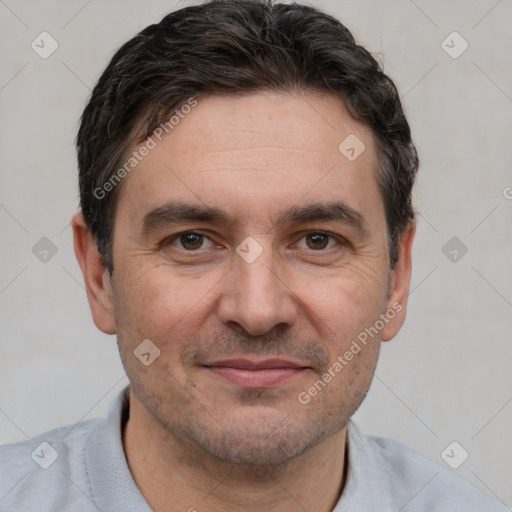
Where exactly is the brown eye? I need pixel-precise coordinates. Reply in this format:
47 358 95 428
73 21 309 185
160 230 217 258
305 233 330 250
179 232 205 250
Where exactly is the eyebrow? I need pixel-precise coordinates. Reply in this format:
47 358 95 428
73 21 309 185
141 200 369 237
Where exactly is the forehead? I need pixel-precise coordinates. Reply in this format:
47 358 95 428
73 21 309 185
115 90 384 233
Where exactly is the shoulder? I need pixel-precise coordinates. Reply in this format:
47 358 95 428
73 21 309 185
0 419 101 511
347 423 506 512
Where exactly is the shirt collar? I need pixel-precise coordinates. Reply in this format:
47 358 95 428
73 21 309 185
332 420 394 511
86 385 152 512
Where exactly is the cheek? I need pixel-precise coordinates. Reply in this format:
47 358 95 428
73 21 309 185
299 269 388 386
304 337 380 421
307 266 387 327
112 271 201 389
113 264 219 348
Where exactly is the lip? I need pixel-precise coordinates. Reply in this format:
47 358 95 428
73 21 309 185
202 358 310 388
205 358 306 369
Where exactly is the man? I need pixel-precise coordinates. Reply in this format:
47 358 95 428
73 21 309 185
0 1 505 510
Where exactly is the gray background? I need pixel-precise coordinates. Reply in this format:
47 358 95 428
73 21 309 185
0 0 511 507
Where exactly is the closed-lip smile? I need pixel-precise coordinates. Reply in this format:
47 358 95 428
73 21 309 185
203 358 310 388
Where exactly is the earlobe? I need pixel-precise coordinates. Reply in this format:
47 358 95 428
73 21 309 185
381 220 416 342
72 212 117 335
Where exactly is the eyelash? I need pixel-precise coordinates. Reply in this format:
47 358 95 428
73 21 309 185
162 230 347 252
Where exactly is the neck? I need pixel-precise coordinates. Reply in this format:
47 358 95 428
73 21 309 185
123 389 348 512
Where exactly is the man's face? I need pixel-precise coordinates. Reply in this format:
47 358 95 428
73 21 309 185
104 91 404 465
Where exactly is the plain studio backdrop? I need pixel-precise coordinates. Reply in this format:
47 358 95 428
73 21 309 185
0 0 511 506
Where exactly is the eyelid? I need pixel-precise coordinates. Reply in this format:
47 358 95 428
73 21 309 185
293 230 348 250
162 230 215 250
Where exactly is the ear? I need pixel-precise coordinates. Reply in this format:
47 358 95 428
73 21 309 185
381 220 416 342
72 212 117 335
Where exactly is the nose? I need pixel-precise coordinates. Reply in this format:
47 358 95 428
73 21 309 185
216 244 299 336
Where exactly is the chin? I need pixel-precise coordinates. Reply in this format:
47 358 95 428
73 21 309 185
179 407 342 467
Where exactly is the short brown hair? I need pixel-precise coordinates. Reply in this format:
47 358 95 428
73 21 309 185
76 0 418 273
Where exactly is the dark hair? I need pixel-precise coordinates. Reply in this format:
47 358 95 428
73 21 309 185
76 0 418 274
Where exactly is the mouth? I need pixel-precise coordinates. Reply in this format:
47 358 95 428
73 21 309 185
202 358 311 389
